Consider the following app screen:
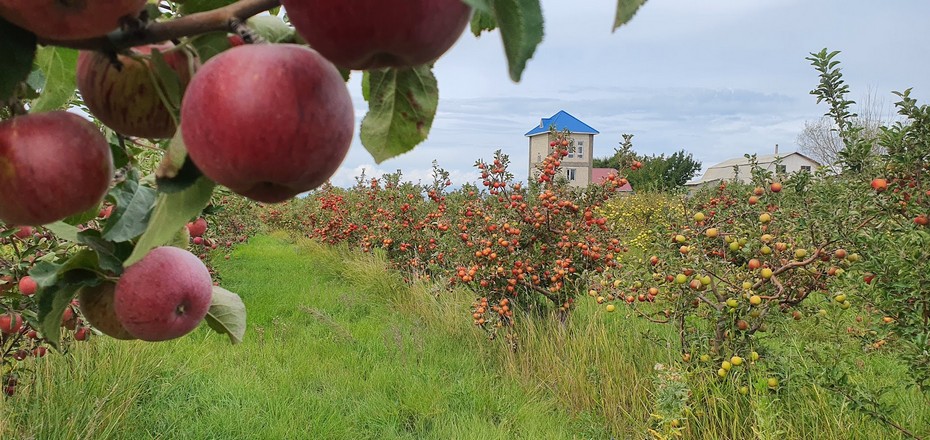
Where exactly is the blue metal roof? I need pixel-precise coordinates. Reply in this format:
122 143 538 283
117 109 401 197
524 110 600 136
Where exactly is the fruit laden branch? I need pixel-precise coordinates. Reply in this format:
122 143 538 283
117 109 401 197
36 0 281 51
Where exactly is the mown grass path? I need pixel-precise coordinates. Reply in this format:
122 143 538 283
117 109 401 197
1 235 602 439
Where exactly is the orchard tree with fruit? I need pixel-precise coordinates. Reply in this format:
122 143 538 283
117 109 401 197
0 0 648 393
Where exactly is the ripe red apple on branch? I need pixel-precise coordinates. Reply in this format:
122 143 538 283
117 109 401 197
0 111 114 226
281 0 472 70
0 312 23 334
77 43 197 139
181 44 353 203
0 0 146 40
114 246 213 341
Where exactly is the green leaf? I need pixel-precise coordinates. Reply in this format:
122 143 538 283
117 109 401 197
489 0 543 82
462 0 492 12
360 66 439 163
247 16 295 43
61 203 102 226
29 261 62 288
614 0 648 31
34 283 76 348
361 72 371 102
0 18 37 101
31 46 78 112
45 221 80 243
155 129 203 193
148 49 183 115
58 249 100 275
33 251 100 348
78 230 130 275
190 32 232 63
103 179 157 242
204 286 247 344
124 177 215 267
179 0 237 14
471 9 498 36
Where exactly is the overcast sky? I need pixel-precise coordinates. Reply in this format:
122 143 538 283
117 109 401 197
328 0 930 187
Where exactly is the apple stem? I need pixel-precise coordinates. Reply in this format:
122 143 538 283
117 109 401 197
37 0 281 51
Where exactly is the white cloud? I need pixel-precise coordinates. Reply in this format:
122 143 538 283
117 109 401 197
328 1 930 188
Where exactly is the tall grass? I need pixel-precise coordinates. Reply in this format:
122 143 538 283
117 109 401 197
1 234 928 439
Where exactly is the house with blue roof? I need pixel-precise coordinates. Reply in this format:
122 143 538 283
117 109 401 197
525 110 600 188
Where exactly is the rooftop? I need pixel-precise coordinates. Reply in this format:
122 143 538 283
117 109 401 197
525 110 600 137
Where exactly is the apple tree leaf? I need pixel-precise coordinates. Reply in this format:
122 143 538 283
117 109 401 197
489 0 543 82
33 251 100 348
614 0 648 31
360 66 438 163
61 203 102 227
0 18 37 101
190 32 232 63
204 286 247 344
31 46 78 112
124 177 215 267
29 261 62 288
247 16 295 43
471 9 498 37
44 221 80 243
179 0 237 14
78 230 132 275
155 129 203 193
148 49 183 118
461 0 492 12
102 178 157 243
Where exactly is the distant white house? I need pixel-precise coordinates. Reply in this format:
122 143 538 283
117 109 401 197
686 151 821 187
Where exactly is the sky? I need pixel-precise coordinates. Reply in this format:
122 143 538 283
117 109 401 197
328 0 930 187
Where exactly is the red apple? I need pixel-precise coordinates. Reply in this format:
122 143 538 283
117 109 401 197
0 0 146 40
78 282 136 340
770 182 782 193
12 226 32 239
0 111 113 226
187 217 207 237
18 275 36 296
74 327 89 341
114 246 212 341
282 0 471 70
0 312 23 334
33 346 47 357
871 178 888 192
77 43 196 139
181 44 353 203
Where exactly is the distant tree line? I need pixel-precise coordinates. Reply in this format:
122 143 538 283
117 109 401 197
593 134 701 192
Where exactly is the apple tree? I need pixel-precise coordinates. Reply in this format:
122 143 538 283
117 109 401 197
0 0 651 390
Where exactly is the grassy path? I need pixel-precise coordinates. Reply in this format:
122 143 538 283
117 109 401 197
1 235 602 439
4 235 929 439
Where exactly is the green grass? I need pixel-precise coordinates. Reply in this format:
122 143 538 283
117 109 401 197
0 235 602 439
2 234 929 439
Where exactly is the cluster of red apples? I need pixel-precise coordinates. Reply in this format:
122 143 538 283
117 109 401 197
1 0 472 343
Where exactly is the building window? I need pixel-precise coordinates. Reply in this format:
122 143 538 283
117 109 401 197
567 146 575 158
576 140 584 158
776 164 786 173
566 168 576 181
800 165 811 172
